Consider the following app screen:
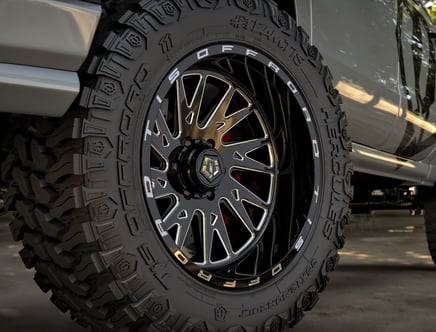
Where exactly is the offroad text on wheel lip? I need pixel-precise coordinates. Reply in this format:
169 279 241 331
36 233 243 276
142 44 322 289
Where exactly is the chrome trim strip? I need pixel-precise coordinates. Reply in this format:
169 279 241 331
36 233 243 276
0 63 79 117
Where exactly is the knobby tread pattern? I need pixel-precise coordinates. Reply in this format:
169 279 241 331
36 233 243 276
2 0 352 331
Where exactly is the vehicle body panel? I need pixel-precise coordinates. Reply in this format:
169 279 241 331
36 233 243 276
0 0 101 71
391 1 436 160
296 0 436 184
310 0 401 150
0 0 100 116
0 64 79 116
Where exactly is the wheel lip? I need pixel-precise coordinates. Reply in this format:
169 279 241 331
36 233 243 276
141 42 323 290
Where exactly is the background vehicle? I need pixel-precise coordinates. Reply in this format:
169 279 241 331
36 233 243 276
0 0 434 331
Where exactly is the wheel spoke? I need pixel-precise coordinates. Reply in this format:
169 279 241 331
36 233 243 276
223 139 274 174
201 208 235 264
202 212 217 264
232 146 274 173
153 109 177 157
164 201 196 248
176 74 207 138
150 142 170 170
204 86 235 130
149 168 172 198
224 138 268 159
212 107 253 150
213 213 234 257
233 157 273 174
226 197 257 234
231 176 268 208
220 107 252 134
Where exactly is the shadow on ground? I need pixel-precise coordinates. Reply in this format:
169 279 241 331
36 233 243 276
1 210 435 331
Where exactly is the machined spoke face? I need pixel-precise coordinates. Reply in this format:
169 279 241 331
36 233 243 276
175 72 257 145
176 74 207 139
164 201 196 248
149 169 171 199
154 109 177 158
202 209 234 265
150 98 181 161
229 176 268 208
223 139 274 174
231 200 255 233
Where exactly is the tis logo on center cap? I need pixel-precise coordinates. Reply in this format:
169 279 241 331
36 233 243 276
200 155 221 182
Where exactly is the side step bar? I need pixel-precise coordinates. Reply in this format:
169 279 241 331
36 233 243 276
351 143 435 186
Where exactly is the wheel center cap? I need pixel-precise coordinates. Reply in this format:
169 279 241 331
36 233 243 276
196 149 224 187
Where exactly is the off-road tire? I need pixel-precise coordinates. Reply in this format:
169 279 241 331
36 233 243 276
3 0 352 331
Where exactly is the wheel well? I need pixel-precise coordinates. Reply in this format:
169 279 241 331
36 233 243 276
275 0 297 20
351 172 436 212
0 113 13 192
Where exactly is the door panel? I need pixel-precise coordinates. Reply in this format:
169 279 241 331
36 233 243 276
296 0 436 161
388 0 436 160
306 0 401 150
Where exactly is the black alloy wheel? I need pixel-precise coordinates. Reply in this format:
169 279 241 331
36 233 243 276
142 47 320 289
144 69 279 271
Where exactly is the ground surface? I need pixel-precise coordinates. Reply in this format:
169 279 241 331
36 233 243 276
0 210 435 331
